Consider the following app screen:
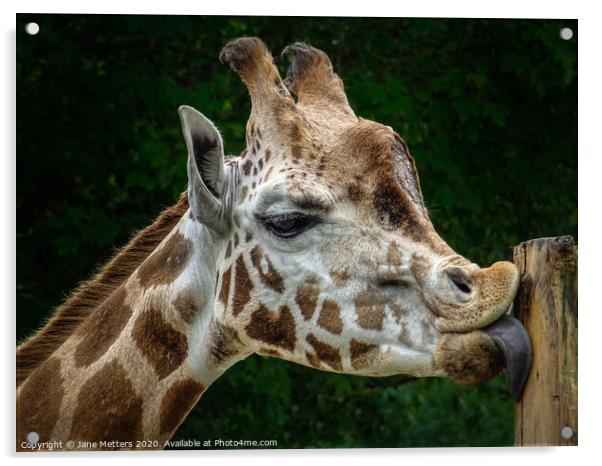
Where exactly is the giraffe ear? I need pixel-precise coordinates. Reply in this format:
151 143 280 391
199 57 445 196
179 105 232 231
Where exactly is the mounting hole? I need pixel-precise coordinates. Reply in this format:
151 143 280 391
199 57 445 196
25 22 40 35
560 425 574 439
560 27 573 40
26 431 39 444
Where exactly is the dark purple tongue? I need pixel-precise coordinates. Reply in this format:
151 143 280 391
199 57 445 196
483 315 532 401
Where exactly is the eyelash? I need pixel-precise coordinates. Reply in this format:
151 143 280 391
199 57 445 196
261 213 318 239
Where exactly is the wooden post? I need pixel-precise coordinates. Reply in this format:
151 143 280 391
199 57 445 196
513 236 578 446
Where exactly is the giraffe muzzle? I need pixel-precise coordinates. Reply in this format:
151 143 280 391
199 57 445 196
432 261 520 333
430 260 532 398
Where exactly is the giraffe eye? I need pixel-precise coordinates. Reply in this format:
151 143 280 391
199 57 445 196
262 213 316 238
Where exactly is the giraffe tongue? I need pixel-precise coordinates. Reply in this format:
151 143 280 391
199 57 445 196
483 315 532 401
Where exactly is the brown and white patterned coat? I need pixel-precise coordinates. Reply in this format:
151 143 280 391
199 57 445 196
16 38 529 450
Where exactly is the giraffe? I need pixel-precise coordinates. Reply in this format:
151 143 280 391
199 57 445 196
16 37 531 451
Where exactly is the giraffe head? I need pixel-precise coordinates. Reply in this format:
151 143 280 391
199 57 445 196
180 38 531 398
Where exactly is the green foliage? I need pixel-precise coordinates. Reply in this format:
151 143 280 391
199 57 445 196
17 15 576 448
173 356 513 448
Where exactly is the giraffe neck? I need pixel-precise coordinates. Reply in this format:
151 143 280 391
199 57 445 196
17 210 246 450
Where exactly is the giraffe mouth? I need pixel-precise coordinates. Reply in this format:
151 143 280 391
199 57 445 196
433 314 532 400
429 260 531 399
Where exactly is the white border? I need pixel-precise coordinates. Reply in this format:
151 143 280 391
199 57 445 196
3 1 599 465
0 0 588 18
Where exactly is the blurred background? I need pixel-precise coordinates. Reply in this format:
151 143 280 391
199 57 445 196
16 15 577 447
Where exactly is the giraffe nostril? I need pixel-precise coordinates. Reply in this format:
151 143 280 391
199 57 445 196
445 266 472 295
452 280 471 294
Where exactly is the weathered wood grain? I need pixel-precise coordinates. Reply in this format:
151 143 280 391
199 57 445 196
513 236 577 446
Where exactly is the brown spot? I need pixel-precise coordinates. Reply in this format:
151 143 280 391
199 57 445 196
160 379 205 435
245 305 296 351
259 347 283 358
74 286 131 367
354 290 386 330
349 339 379 370
242 159 253 176
347 181 363 202
306 334 342 371
305 351 322 369
218 266 232 306
70 360 143 444
421 319 436 346
263 166 274 182
132 308 188 379
253 166 258 176
390 303 410 324
258 159 264 170
398 324 414 348
387 241 403 266
233 232 239 248
240 186 249 202
317 299 343 334
373 181 424 239
290 124 302 160
232 256 252 316
265 149 272 162
137 233 192 288
245 231 253 243
17 357 64 445
410 254 431 287
173 290 199 324
233 212 241 228
224 240 232 259
250 246 284 293
329 268 349 287
295 279 320 320
208 319 242 365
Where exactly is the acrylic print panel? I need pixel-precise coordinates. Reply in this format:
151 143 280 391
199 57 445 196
16 14 577 451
